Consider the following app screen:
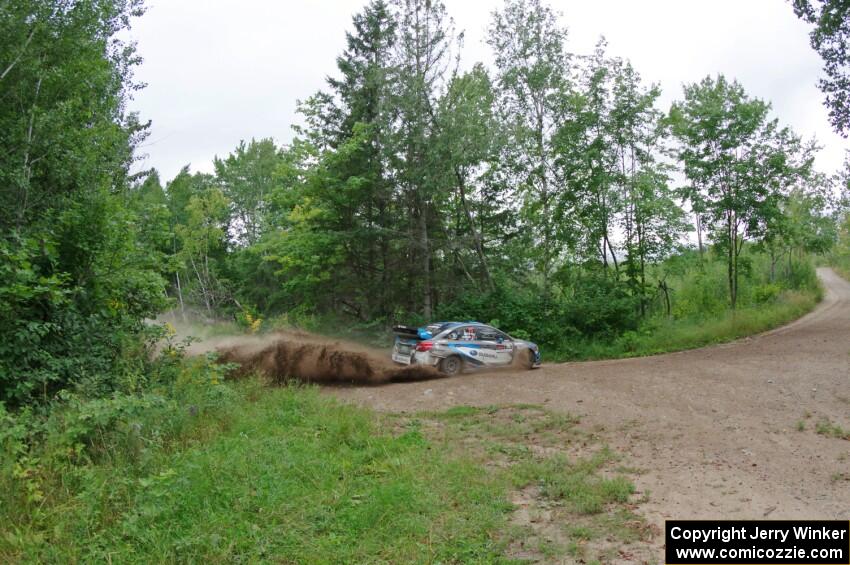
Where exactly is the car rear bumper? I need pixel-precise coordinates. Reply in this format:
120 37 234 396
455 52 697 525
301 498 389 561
413 351 440 366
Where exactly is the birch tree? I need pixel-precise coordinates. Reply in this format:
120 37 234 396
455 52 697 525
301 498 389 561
488 0 572 288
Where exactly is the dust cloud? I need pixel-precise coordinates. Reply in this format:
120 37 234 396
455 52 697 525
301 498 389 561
184 328 443 385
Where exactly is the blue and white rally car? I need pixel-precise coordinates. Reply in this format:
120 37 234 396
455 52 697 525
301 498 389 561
391 321 542 376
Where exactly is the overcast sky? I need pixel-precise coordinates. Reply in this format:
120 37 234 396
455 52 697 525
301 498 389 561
127 0 847 183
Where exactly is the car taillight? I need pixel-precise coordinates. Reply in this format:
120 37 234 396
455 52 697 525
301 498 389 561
416 340 434 352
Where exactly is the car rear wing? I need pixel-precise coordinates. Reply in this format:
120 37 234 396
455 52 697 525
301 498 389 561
392 325 421 339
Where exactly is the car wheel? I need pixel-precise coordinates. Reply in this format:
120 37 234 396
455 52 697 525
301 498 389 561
438 355 463 376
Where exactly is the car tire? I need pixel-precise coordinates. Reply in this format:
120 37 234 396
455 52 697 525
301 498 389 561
438 355 463 376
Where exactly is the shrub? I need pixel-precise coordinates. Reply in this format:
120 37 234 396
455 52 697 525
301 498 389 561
783 259 818 291
0 341 236 515
753 283 781 304
0 234 167 407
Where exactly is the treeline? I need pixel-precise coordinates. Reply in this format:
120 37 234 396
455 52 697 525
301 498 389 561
0 0 846 405
138 1 839 328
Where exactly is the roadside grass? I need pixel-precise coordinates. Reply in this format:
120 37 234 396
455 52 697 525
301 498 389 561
1 383 651 564
408 404 654 562
547 289 820 362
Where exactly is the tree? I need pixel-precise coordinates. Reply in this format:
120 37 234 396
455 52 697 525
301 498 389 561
271 0 399 318
128 169 174 281
552 39 620 271
435 64 502 291
260 138 349 313
488 0 573 288
389 0 456 318
761 172 837 278
607 60 687 313
325 0 397 146
670 75 813 308
165 169 230 317
0 0 147 231
214 138 281 247
793 0 850 136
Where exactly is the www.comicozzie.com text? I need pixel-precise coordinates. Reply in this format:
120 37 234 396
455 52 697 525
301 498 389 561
670 525 848 544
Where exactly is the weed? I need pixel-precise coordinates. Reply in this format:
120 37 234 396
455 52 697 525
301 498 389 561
815 419 850 440
512 449 635 515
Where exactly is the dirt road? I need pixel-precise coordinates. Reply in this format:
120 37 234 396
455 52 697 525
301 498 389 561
332 268 850 534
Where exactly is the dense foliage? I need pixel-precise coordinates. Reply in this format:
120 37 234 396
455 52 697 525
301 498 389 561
0 0 166 406
149 0 836 353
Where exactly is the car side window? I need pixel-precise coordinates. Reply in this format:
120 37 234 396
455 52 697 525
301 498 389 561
478 328 511 342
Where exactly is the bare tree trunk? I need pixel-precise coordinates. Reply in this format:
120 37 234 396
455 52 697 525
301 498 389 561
190 256 212 316
535 99 552 291
639 240 647 317
454 250 476 285
418 204 432 320
695 211 704 257
600 237 609 270
604 234 619 275
454 166 494 291
769 248 777 282
18 74 42 229
658 279 671 317
175 271 186 322
0 28 35 83
727 213 736 309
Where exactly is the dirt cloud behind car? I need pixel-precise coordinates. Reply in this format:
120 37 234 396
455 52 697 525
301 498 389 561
177 326 444 385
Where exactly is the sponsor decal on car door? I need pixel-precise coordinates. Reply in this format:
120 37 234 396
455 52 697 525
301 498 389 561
477 328 513 366
446 326 485 366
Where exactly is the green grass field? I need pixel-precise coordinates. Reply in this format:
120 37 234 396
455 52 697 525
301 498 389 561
1 381 651 564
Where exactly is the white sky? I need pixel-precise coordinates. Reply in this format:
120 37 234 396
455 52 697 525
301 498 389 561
127 0 848 183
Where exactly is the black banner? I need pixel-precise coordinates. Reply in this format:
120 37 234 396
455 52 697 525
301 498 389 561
666 520 850 564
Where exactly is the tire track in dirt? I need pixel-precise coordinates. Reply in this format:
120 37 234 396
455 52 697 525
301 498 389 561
330 268 850 556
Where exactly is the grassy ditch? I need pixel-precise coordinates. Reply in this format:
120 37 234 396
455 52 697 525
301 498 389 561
1 381 652 563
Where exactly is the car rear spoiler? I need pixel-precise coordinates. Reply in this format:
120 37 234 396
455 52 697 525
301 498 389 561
392 325 424 340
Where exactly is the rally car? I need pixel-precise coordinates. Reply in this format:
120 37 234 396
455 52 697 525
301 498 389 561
391 321 541 376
